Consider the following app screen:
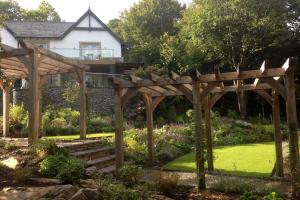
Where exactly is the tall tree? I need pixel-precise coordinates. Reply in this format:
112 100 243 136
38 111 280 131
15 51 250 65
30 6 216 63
112 0 184 64
21 1 61 22
180 0 298 118
0 0 21 25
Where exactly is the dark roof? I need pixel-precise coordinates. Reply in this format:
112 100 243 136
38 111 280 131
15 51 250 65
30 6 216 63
4 21 74 38
3 9 123 43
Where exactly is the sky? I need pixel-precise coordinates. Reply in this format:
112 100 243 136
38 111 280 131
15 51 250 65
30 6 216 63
16 0 193 23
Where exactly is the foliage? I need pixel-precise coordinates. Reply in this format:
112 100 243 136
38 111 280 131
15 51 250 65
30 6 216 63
21 1 61 22
153 172 179 196
117 165 143 187
124 124 193 165
14 168 33 182
156 144 183 162
88 115 114 133
240 192 259 200
212 178 261 194
40 154 68 177
180 0 298 72
9 104 28 135
263 192 282 200
31 139 67 159
42 106 80 136
57 158 85 184
110 0 184 64
100 183 144 200
62 81 80 104
0 0 60 25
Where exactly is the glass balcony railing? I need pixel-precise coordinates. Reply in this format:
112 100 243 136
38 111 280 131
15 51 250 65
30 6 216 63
50 48 115 60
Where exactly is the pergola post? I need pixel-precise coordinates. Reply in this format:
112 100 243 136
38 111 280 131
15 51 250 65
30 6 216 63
204 96 214 171
284 59 300 198
1 83 11 138
193 81 206 189
272 90 283 177
28 50 41 145
143 94 154 166
79 70 87 139
115 88 124 169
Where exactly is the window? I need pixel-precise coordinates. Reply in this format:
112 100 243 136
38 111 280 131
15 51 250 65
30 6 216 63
79 42 101 60
49 74 61 87
86 74 109 88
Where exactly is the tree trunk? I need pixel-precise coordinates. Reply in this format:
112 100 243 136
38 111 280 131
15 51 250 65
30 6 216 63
237 90 247 119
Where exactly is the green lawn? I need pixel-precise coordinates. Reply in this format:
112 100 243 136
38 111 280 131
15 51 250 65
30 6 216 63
163 142 276 177
44 133 115 140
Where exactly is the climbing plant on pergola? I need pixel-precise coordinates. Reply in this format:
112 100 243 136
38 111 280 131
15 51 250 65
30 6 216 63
112 58 300 198
0 42 89 144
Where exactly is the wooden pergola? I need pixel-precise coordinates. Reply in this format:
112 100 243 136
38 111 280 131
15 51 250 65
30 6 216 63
0 42 89 144
112 58 300 197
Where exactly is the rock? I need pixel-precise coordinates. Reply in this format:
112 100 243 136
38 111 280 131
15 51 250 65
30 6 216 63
79 179 98 189
0 157 19 169
69 188 99 200
148 194 174 200
86 166 97 176
29 178 61 185
41 185 79 199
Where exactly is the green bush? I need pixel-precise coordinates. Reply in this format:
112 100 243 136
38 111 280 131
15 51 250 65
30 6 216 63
39 154 68 176
153 172 179 196
14 168 33 182
240 192 259 200
31 140 67 158
39 154 85 184
263 192 282 200
57 158 85 184
100 183 144 200
156 144 183 162
9 105 28 136
117 165 143 186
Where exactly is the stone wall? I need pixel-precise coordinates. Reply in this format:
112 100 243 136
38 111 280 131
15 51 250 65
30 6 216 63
12 87 114 115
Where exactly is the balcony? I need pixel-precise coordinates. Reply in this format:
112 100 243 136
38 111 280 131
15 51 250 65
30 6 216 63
50 48 123 64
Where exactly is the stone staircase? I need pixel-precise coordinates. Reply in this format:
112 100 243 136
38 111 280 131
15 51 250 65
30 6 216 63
61 140 116 174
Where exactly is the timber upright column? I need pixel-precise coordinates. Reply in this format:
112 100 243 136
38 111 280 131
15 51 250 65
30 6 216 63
144 94 154 166
272 90 283 177
28 49 41 145
204 96 214 171
284 58 300 198
193 81 206 189
1 83 11 138
79 70 87 139
115 88 124 169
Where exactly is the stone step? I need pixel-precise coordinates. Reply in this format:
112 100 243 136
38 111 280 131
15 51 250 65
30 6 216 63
69 146 115 162
62 140 102 153
98 165 116 174
86 155 116 169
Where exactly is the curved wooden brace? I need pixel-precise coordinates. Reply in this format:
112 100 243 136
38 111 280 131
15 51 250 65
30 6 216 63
263 78 286 100
173 84 193 103
253 90 273 107
121 88 139 107
210 92 227 109
152 96 165 112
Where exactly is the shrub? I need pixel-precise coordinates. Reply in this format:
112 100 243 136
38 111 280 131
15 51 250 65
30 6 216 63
39 154 68 177
263 192 282 200
50 118 68 127
100 183 144 200
227 109 240 119
31 140 67 158
156 144 183 162
153 172 179 196
57 158 85 184
240 192 259 200
9 105 28 136
117 165 143 187
14 168 33 182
